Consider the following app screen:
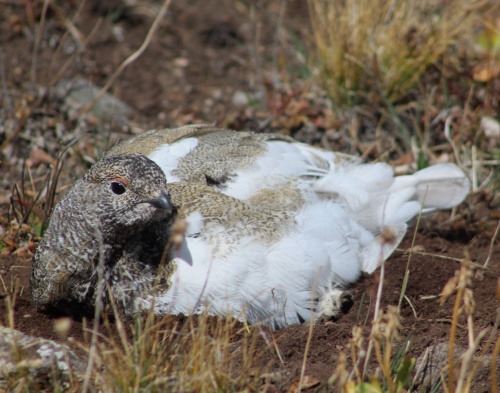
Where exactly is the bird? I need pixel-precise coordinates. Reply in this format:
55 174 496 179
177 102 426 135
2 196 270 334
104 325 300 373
31 124 471 328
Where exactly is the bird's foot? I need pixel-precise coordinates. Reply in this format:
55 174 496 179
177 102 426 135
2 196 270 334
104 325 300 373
317 289 353 322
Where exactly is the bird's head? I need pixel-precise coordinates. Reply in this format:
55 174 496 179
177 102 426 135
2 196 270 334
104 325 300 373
82 154 172 237
31 154 173 316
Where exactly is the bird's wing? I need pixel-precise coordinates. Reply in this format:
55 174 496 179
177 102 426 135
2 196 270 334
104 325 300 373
106 125 351 187
167 182 296 254
107 124 225 156
106 124 294 158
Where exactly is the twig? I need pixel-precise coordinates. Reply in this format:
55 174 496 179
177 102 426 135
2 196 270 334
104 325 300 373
361 198 392 379
475 160 500 166
49 18 103 87
491 333 500 393
69 0 172 121
247 5 265 104
0 49 12 111
420 295 439 300
457 327 490 392
444 115 462 168
373 257 386 322
476 170 495 193
42 133 81 221
361 249 386 378
472 145 478 192
484 220 500 268
271 0 287 86
396 249 488 266
431 319 466 329
30 0 50 89
398 188 427 309
448 285 464 392
269 330 285 365
47 0 94 86
298 315 315 393
51 1 86 50
412 347 430 387
466 312 500 392
404 295 418 319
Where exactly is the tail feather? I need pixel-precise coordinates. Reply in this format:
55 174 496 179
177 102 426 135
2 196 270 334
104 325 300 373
314 161 469 224
299 149 470 274
413 163 471 209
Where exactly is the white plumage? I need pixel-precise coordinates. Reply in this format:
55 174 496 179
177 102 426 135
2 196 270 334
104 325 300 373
32 125 471 328
131 126 470 326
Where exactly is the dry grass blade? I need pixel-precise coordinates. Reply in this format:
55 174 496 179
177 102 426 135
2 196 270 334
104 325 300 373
69 0 173 121
30 0 49 88
48 17 103 87
484 220 500 268
0 48 12 112
492 332 500 393
298 317 315 393
87 312 264 392
308 0 493 107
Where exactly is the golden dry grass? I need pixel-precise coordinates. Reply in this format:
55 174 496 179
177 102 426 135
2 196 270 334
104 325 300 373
308 0 496 107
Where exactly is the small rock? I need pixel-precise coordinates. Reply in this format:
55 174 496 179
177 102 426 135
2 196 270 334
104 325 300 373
53 78 131 125
232 90 249 106
414 342 495 391
232 90 263 107
0 326 86 390
173 57 189 68
480 116 500 139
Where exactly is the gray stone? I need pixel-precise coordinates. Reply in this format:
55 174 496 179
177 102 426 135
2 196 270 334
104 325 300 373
414 342 497 392
54 78 131 124
0 326 86 390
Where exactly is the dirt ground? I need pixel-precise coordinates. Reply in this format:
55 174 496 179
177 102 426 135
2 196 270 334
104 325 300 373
1 0 499 391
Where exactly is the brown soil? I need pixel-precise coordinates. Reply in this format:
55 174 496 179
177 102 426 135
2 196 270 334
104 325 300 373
2 202 499 391
1 1 499 391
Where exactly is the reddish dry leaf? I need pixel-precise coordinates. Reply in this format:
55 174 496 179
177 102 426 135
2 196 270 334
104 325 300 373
259 383 280 393
391 151 414 166
472 61 500 82
12 245 34 257
287 375 321 393
27 241 36 253
29 148 57 166
2 238 16 254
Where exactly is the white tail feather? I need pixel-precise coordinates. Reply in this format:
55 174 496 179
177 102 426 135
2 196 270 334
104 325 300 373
313 161 470 274
413 163 471 209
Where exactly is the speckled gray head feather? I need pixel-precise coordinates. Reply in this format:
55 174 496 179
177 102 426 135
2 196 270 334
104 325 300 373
31 154 176 317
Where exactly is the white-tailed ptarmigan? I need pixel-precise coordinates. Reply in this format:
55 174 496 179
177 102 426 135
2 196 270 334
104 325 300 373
31 124 470 328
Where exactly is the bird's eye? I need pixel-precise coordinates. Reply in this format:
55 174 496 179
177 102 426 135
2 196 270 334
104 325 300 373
110 181 126 195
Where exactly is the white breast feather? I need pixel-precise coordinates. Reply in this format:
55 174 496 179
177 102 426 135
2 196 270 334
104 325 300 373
153 199 384 327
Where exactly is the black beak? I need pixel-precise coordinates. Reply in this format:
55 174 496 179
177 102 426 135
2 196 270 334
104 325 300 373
144 190 171 210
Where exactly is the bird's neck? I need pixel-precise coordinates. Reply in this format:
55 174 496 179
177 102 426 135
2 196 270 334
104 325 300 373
101 213 176 316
